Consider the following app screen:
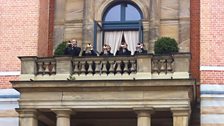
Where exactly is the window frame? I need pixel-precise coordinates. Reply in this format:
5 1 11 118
93 2 144 50
102 2 143 22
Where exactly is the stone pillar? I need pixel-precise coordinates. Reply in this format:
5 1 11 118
172 53 191 79
53 0 66 49
171 108 190 126
82 0 94 47
136 54 153 79
54 56 73 80
17 109 38 126
134 108 154 126
52 109 72 126
19 56 37 80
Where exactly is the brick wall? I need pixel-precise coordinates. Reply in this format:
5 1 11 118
38 0 50 57
48 0 55 56
201 0 224 66
0 76 19 88
200 0 224 83
190 0 200 82
201 71 224 84
200 0 224 126
0 0 51 88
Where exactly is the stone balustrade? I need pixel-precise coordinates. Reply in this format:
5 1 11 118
152 55 174 74
19 53 191 80
72 56 137 75
36 57 56 75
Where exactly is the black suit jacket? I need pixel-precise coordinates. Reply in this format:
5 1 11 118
100 51 113 56
82 50 97 56
64 46 73 55
134 49 148 55
116 48 131 56
72 47 81 56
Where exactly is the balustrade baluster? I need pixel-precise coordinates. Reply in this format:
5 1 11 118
120 61 125 74
123 60 129 74
160 59 166 71
72 61 78 74
101 60 107 73
42 62 47 75
91 61 96 75
51 62 56 74
94 61 101 74
129 60 136 73
105 61 111 75
152 59 159 73
37 62 43 74
108 60 114 75
80 61 86 75
127 60 132 74
167 58 173 72
115 61 121 74
44 62 50 74
84 61 90 75
48 62 53 74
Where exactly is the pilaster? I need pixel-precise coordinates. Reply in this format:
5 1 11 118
16 109 38 126
52 109 73 126
134 107 154 126
171 108 190 126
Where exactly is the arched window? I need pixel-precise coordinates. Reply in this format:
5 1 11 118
103 3 142 21
94 2 143 54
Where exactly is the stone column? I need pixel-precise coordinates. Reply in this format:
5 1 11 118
82 0 94 47
136 54 153 79
54 56 72 80
52 109 72 126
148 0 160 52
134 108 154 126
16 109 38 126
171 108 190 126
19 56 37 80
54 0 66 49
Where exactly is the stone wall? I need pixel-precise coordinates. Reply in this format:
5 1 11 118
53 0 84 49
53 0 190 53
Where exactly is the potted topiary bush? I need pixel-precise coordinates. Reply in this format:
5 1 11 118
54 41 69 56
154 37 179 55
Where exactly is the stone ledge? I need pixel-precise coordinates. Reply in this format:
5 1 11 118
12 79 195 89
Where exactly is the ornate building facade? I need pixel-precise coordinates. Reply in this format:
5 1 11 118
7 0 224 126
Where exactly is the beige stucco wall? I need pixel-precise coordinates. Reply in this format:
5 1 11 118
53 0 190 52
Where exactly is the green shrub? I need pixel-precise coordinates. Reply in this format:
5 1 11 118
54 41 69 56
154 37 179 55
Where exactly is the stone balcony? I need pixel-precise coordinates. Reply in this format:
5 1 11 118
19 53 191 81
12 53 196 126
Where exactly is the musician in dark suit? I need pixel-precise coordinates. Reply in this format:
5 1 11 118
82 43 97 56
64 41 73 55
134 43 147 55
100 44 113 56
64 39 81 56
71 39 81 56
116 41 131 56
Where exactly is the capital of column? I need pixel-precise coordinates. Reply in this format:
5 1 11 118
51 109 73 118
171 108 190 116
133 107 154 117
16 108 38 118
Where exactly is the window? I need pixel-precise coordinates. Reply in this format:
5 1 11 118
94 2 143 54
104 4 121 21
103 3 142 22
